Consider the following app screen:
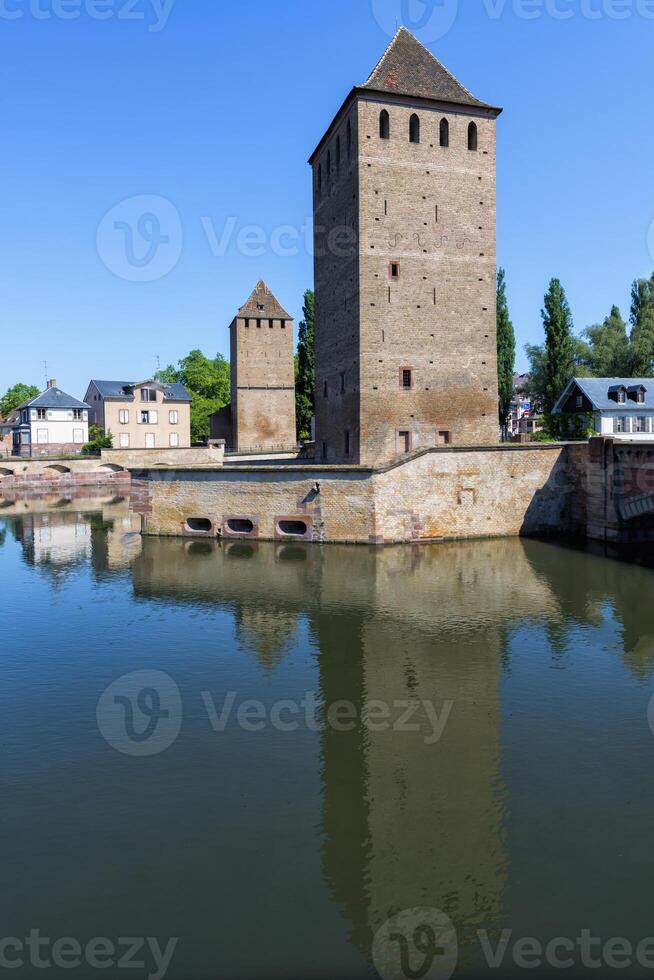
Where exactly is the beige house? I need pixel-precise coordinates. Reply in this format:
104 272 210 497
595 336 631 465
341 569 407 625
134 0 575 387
85 379 192 450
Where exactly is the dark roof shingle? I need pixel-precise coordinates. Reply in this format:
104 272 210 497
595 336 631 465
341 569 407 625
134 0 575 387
21 387 90 410
361 27 496 110
90 380 192 403
238 280 292 320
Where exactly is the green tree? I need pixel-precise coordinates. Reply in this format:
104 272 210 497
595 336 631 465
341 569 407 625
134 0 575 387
579 306 630 377
156 350 231 441
295 290 315 440
0 383 39 417
541 278 576 417
83 425 113 455
496 269 515 439
629 273 654 376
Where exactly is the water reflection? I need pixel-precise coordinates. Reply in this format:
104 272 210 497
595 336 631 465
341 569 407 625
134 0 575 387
3 501 654 977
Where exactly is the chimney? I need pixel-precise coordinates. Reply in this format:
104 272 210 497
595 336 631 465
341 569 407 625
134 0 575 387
47 379 56 389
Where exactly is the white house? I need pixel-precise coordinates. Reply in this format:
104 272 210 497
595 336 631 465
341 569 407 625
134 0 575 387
553 378 654 439
11 381 90 457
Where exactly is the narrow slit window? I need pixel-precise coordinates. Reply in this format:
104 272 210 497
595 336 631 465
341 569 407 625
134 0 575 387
409 114 420 144
389 261 400 280
379 109 390 140
440 118 449 148
468 122 478 152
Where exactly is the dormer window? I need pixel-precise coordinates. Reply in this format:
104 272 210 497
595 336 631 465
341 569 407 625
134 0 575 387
608 385 628 404
141 388 157 402
628 385 646 404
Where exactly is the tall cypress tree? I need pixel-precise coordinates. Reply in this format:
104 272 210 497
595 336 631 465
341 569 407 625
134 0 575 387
295 289 315 440
629 273 654 376
542 278 575 416
496 268 515 439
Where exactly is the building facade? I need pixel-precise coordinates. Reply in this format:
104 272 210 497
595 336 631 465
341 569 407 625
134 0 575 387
10 381 89 456
85 380 192 450
554 377 654 439
309 28 502 465
211 281 297 453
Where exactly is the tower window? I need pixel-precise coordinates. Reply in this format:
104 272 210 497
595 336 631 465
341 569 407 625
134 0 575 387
323 380 328 398
344 430 350 456
400 368 413 390
340 372 346 394
379 109 390 140
440 118 449 148
468 122 478 152
389 261 400 280
409 114 420 144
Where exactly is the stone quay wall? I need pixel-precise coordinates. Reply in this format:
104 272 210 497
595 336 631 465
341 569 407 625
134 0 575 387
136 443 588 545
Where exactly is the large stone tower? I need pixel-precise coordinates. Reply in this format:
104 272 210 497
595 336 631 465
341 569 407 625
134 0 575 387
215 281 297 453
309 28 502 465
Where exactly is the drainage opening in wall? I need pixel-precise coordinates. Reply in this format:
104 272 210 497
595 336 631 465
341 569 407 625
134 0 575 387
277 520 309 537
227 518 255 535
186 517 213 534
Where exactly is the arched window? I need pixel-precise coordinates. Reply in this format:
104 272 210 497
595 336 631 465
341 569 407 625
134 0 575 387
379 109 390 140
409 113 420 144
327 150 331 177
439 117 449 148
347 119 352 159
336 135 341 172
468 121 478 152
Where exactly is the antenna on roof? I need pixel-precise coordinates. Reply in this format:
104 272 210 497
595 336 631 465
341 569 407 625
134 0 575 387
44 361 48 389
155 354 161 376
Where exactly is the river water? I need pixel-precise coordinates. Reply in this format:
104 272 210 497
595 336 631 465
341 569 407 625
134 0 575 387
2 494 654 979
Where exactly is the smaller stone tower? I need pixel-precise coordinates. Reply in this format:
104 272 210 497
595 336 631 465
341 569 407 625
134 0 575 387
215 281 297 453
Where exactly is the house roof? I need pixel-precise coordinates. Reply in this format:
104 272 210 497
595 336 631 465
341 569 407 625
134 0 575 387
20 387 90 411
89 380 192 403
554 377 654 413
362 27 497 110
237 280 292 321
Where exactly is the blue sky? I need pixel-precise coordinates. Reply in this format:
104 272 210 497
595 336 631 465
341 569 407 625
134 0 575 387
2 0 653 398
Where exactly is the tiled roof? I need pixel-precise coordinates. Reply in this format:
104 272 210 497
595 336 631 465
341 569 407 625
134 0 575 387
555 378 654 412
20 387 90 410
90 380 192 403
361 27 496 110
238 280 292 320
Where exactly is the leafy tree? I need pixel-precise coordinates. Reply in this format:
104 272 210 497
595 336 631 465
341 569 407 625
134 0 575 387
295 290 315 441
579 306 630 377
629 273 654 376
0 383 39 417
541 278 576 417
83 425 113 455
496 269 515 439
156 350 231 441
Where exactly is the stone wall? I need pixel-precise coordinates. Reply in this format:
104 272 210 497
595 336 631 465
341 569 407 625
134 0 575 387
101 443 225 469
0 456 131 491
138 443 588 545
